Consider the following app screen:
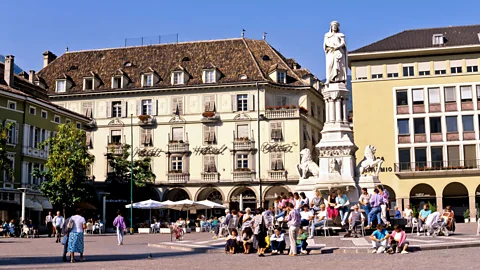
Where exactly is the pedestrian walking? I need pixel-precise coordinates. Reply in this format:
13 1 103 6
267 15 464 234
45 212 53 237
62 216 71 262
113 210 127 245
284 202 301 256
67 208 86 263
52 211 64 243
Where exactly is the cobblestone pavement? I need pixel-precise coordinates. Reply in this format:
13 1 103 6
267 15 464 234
1 223 479 269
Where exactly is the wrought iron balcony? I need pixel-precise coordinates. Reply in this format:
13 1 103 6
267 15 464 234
138 115 156 126
200 111 221 123
394 160 480 178
106 143 124 155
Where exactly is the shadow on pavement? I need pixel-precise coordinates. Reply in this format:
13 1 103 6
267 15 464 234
0 251 193 266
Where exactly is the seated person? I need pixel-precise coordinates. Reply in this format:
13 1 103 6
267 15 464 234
225 228 241 254
403 205 413 227
417 204 432 234
22 220 30 238
29 220 39 238
370 224 390 254
210 216 219 227
296 227 308 255
387 225 409 254
176 218 185 227
300 205 313 227
345 204 365 238
270 228 286 255
394 206 402 218
308 204 327 239
275 196 288 220
442 205 455 231
242 227 254 254
8 220 15 237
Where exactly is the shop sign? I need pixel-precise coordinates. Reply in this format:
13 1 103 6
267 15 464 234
261 142 297 153
133 147 164 157
193 145 228 155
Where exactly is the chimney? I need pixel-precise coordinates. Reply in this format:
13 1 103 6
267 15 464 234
43 51 57 68
4 55 14 87
29 70 36 84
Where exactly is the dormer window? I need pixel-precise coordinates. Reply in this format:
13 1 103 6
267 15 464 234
142 74 154 87
112 76 123 89
173 72 184 85
56 80 66 93
433 34 444 45
277 71 286 83
83 77 94 90
204 70 216 83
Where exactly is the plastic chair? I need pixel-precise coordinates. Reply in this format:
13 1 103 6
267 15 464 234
411 218 425 235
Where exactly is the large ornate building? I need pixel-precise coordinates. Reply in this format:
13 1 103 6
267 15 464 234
37 38 325 211
350 25 480 221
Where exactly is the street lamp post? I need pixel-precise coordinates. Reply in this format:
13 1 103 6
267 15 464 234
130 114 134 234
99 192 110 226
17 188 27 223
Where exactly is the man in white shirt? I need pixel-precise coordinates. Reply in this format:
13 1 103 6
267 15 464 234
270 228 285 254
45 212 53 237
52 211 64 243
300 205 313 226
308 204 327 239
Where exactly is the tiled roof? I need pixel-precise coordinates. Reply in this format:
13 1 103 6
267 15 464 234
38 38 310 94
350 24 480 54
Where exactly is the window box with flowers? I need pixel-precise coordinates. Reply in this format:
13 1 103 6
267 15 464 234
201 111 221 122
138 115 156 126
299 106 308 115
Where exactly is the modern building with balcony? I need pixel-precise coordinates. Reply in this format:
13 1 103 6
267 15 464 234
350 24 480 221
37 37 325 210
0 55 90 222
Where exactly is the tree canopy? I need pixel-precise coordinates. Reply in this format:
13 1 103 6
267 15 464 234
0 122 14 179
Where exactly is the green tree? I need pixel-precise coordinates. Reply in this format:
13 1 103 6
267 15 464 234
0 122 14 179
33 123 94 214
106 144 155 187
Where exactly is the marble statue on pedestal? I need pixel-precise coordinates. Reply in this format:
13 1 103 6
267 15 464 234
296 148 319 180
358 145 385 176
324 21 347 85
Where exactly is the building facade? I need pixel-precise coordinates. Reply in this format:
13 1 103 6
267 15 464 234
37 38 325 210
350 25 480 220
0 55 91 222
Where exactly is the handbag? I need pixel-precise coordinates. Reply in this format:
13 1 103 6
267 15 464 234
61 235 67 245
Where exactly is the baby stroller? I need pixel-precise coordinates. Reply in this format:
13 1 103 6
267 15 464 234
424 212 450 236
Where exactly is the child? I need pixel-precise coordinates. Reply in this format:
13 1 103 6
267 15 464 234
296 228 308 255
369 224 390 254
225 228 241 254
270 228 285 255
387 225 409 254
242 227 253 254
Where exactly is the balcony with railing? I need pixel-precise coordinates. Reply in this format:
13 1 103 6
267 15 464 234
201 111 221 123
267 170 288 181
201 172 220 182
138 115 156 127
106 143 124 155
394 160 480 177
167 172 190 183
232 170 255 182
168 141 189 153
233 139 255 151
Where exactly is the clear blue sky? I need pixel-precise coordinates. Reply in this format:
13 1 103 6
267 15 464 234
2 0 480 79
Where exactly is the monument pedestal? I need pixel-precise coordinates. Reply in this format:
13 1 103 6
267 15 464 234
357 175 381 194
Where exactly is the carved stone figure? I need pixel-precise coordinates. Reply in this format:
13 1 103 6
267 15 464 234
329 158 342 173
358 145 385 176
296 148 320 179
324 21 347 85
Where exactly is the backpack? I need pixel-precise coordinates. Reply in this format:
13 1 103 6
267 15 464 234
66 218 74 233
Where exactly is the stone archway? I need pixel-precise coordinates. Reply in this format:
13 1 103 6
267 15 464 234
410 183 436 211
263 185 291 209
196 186 224 205
163 188 191 202
443 182 469 221
229 186 257 211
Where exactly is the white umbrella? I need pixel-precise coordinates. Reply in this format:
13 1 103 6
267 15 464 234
125 199 169 223
197 200 227 209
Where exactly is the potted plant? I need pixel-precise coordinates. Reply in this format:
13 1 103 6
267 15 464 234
464 209 470 223
290 104 296 109
274 106 282 110
138 114 151 122
299 106 308 115
266 106 274 110
202 111 215 118
282 105 290 109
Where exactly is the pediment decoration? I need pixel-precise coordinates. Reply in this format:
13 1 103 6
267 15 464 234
169 115 186 123
233 113 251 120
108 118 124 126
